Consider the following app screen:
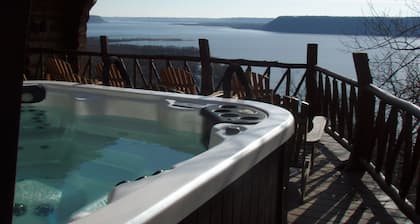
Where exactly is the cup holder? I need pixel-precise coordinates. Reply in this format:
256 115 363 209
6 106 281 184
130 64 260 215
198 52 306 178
219 105 238 109
220 113 240 118
200 104 267 147
240 116 260 121
214 109 231 113
201 104 266 125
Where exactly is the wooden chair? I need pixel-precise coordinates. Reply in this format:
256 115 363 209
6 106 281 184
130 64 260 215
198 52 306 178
276 95 326 204
159 67 199 95
306 116 327 173
46 57 95 84
229 71 274 103
96 63 131 88
279 96 310 204
248 71 273 103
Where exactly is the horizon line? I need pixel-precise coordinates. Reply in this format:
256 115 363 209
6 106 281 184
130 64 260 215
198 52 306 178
91 15 420 19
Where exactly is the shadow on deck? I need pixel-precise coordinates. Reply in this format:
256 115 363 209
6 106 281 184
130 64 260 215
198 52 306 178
287 134 412 224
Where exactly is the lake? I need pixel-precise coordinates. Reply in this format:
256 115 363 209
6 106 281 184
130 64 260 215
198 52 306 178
87 17 360 80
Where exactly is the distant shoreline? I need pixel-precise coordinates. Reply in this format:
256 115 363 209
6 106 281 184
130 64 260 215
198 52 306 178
175 22 265 30
89 15 420 37
85 37 199 55
106 37 190 43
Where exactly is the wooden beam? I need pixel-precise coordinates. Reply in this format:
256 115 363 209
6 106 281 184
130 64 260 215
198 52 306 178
305 43 320 116
199 39 214 95
347 53 375 170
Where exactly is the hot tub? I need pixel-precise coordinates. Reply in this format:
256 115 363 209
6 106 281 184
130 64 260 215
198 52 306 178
15 81 294 224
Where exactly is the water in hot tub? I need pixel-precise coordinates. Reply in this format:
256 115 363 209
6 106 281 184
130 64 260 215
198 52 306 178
13 105 206 224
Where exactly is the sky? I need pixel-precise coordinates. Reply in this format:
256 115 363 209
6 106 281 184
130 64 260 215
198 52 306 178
90 0 417 18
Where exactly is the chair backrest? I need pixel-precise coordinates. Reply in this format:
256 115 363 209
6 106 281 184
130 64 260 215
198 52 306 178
248 72 273 103
277 95 310 167
96 63 130 88
230 72 247 99
46 57 75 81
231 71 273 103
46 57 92 84
159 67 199 94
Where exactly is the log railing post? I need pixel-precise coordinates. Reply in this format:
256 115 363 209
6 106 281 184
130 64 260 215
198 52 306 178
347 53 375 170
199 39 214 95
100 35 110 85
100 35 109 56
305 43 320 117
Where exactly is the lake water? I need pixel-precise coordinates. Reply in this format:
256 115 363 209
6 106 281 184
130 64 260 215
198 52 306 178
87 17 360 80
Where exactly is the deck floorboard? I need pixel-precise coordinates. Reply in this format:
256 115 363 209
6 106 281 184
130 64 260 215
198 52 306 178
287 133 412 224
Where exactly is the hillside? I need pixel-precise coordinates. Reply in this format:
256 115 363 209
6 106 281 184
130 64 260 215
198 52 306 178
262 16 420 36
176 17 272 29
88 15 106 23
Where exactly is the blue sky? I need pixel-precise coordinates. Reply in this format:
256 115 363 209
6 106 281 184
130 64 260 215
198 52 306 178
90 0 414 18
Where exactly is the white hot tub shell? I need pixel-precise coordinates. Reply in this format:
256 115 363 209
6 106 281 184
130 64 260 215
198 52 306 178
19 81 295 224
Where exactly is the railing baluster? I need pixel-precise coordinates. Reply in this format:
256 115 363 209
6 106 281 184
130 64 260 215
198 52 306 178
246 65 252 72
339 81 347 138
40 52 44 79
88 56 92 79
374 101 387 172
148 59 154 89
348 85 357 144
318 72 325 115
132 58 137 88
285 69 291 96
184 61 192 73
151 60 160 83
399 113 413 199
292 72 306 97
81 57 89 78
134 59 146 89
331 79 339 132
167 60 173 68
273 68 290 94
414 129 420 214
384 107 399 185
324 76 332 125
263 66 271 78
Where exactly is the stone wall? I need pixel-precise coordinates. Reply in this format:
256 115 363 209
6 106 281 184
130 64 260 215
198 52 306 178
28 0 96 49
26 0 96 77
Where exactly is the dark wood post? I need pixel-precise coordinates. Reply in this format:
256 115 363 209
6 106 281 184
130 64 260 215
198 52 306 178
100 35 110 85
2 1 31 223
199 39 214 95
347 53 375 170
100 35 109 56
305 43 320 117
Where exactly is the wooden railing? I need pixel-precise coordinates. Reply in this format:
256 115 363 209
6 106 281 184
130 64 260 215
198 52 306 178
26 38 419 222
314 66 359 151
27 36 309 98
28 47 203 90
348 53 420 222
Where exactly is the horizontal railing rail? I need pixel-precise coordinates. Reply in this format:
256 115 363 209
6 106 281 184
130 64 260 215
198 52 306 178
30 47 203 61
211 57 308 69
368 85 420 118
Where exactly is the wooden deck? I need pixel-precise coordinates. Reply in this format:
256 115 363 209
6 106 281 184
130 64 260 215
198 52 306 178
287 134 412 224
